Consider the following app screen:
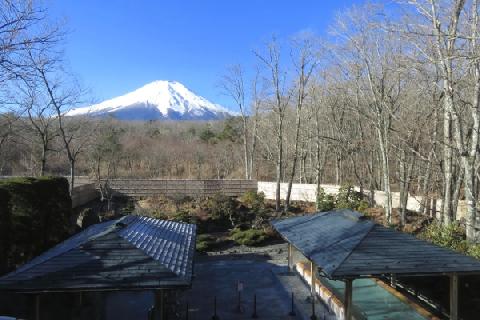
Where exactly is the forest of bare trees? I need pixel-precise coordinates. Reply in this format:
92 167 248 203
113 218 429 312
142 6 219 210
2 0 480 241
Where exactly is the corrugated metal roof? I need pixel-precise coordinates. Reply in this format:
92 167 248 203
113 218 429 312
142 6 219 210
272 209 480 279
0 215 196 292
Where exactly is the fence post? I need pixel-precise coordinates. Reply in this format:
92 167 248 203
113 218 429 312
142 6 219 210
251 294 258 318
310 295 317 320
212 296 219 320
288 292 296 316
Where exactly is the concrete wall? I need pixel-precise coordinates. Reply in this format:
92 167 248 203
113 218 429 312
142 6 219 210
71 183 99 208
257 181 467 220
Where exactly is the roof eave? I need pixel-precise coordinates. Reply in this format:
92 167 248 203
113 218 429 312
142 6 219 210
0 281 193 294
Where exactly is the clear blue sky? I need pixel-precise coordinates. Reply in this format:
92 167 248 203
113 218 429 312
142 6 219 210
48 0 363 111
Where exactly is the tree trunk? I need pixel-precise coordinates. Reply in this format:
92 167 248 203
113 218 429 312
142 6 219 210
400 152 415 228
399 149 407 227
419 108 438 214
285 105 303 212
464 160 477 241
249 115 258 180
275 114 284 212
466 9 480 241
242 117 250 180
335 153 341 185
40 143 47 176
377 124 392 224
69 160 75 196
443 105 454 224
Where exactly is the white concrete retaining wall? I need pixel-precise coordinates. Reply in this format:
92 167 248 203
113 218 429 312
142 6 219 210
258 181 467 220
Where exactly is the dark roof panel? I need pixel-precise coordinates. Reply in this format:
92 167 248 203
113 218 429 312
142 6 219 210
272 209 480 279
0 216 196 292
334 224 480 277
272 210 374 276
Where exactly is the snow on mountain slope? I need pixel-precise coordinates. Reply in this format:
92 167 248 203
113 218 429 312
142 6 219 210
66 80 234 120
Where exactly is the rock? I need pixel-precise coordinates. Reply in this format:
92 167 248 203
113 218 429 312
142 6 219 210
77 208 100 229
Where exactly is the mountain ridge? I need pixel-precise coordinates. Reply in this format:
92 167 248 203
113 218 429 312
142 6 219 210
66 80 234 120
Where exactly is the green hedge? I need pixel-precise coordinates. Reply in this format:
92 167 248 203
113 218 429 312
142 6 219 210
230 228 269 246
0 177 73 274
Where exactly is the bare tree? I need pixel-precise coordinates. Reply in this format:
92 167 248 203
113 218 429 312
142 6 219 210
333 5 406 224
247 67 265 180
405 0 467 225
255 38 292 212
17 80 58 176
284 35 319 211
28 49 93 193
0 0 60 160
0 0 59 85
220 64 251 179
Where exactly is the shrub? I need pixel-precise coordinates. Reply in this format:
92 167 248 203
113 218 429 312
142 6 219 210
206 193 237 226
316 187 335 212
240 190 265 212
0 177 73 273
172 210 194 224
356 200 370 214
120 198 135 215
0 188 11 274
168 194 193 211
420 221 468 253
335 184 363 210
468 245 480 259
196 234 226 252
230 228 268 246
142 209 167 220
196 239 211 252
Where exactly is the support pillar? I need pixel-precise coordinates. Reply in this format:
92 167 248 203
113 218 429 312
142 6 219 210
154 290 165 320
34 294 40 320
288 243 292 271
344 279 353 320
78 292 83 306
310 261 315 296
450 273 458 320
390 274 397 289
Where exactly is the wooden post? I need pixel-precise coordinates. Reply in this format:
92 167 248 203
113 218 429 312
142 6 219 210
450 273 458 320
310 261 315 296
34 294 40 320
344 279 353 320
154 290 165 320
390 274 397 289
288 243 292 271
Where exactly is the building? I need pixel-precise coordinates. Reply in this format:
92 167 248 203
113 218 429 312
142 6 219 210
272 209 480 320
0 215 196 320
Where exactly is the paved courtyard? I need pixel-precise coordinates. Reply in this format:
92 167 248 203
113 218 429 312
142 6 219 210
104 245 335 320
184 255 295 320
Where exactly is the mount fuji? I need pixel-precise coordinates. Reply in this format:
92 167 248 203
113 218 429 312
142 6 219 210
66 80 234 120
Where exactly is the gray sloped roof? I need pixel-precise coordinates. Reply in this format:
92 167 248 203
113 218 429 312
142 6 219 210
0 215 196 292
272 209 480 279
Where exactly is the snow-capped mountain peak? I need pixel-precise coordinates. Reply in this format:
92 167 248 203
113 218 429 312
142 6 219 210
66 80 233 120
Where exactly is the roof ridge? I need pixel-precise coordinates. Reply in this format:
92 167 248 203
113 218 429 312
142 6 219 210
84 215 132 242
281 211 329 231
116 218 193 278
329 221 376 278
